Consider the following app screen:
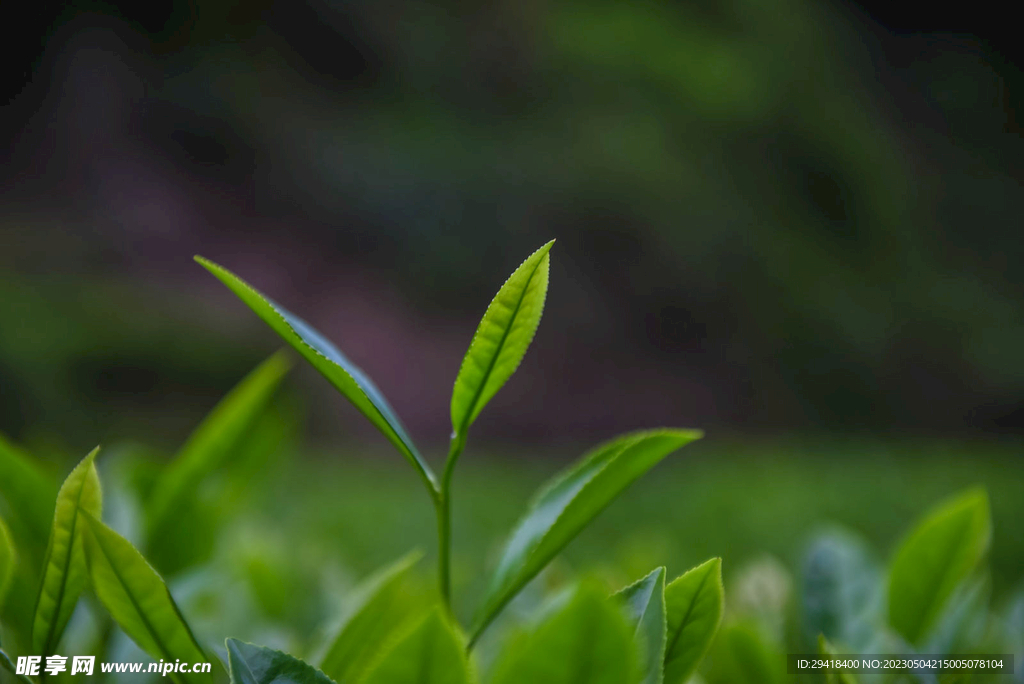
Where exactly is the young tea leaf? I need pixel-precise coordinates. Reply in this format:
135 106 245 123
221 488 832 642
450 241 553 437
0 432 56 549
0 515 14 607
887 488 991 645
31 447 103 655
490 582 637 684
472 428 702 644
80 512 210 683
146 352 290 571
194 256 437 496
663 557 723 684
226 639 335 684
616 566 667 684
317 551 425 683
360 608 471 684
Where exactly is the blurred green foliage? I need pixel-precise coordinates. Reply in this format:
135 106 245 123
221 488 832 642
2 0 1023 436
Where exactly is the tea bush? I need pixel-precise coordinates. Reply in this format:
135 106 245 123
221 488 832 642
0 243 1019 683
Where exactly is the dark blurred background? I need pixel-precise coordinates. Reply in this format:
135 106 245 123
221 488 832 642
1 0 1022 454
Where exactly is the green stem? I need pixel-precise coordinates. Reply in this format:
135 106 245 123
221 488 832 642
438 430 466 614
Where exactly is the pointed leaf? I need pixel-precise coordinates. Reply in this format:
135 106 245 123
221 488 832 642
491 582 637 684
664 558 723 684
361 608 471 684
616 567 667 684
451 241 552 435
0 515 14 607
227 639 335 684
317 551 425 683
147 353 290 553
0 432 56 548
195 256 436 494
473 428 701 644
887 488 991 645
31 447 103 655
80 512 211 683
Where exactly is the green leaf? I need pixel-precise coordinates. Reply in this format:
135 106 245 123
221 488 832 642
0 515 14 607
473 428 701 644
887 488 991 645
664 558 724 684
195 256 437 495
360 607 471 684
616 567 667 684
1 646 34 684
227 639 335 684
146 353 290 560
490 582 637 684
0 432 56 549
31 447 103 656
706 621 783 684
317 551 425 683
450 241 553 436
801 529 881 651
80 512 210 683
817 635 859 684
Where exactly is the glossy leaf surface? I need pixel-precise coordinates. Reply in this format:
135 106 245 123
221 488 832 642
81 512 210 683
451 241 552 435
474 428 701 642
227 639 334 684
32 447 102 655
663 558 723 684
617 567 667 684
195 256 436 494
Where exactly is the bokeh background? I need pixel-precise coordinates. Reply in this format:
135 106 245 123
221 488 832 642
1 0 1022 651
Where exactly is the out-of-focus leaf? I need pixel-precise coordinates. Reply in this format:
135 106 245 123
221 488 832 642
226 639 334 684
1 644 33 684
705 621 783 684
0 516 14 607
664 558 723 684
923 574 990 655
80 512 210 684
0 433 55 549
195 256 437 496
450 241 552 436
473 429 701 644
616 566 667 684
491 582 637 684
146 352 290 546
802 529 881 651
817 635 859 684
888 488 991 645
361 608 471 684
317 551 425 683
31 447 102 655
